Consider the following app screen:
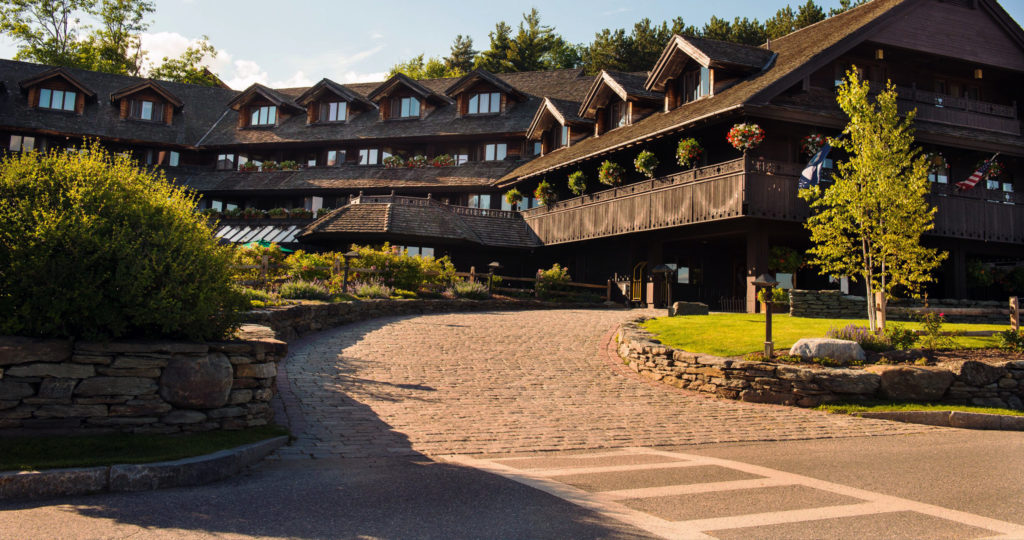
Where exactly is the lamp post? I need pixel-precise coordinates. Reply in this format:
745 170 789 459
487 261 501 295
342 250 358 293
753 273 779 358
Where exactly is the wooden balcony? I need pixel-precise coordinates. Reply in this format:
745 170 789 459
521 157 1024 245
893 85 1020 135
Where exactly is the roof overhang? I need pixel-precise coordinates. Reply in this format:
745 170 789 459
578 71 661 119
367 73 454 106
646 35 773 92
226 83 305 113
295 78 377 110
526 97 593 140
444 69 526 101
110 79 184 109
18 67 96 98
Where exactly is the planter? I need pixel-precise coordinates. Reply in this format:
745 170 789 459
763 301 789 314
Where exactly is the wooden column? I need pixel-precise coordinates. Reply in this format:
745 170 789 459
746 227 769 313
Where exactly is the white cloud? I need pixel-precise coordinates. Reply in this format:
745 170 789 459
226 59 267 89
271 70 314 88
370 32 384 40
338 71 388 84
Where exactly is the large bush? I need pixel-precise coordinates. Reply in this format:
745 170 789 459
0 144 244 340
349 243 455 291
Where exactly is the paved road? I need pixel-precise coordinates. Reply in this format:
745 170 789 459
274 309 931 460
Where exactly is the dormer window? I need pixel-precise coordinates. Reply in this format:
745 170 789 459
396 97 420 118
250 105 277 126
38 88 76 111
129 99 164 122
560 126 569 147
683 67 711 103
608 102 628 129
468 92 501 115
320 101 347 122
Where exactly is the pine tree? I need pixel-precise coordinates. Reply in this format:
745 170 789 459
475 21 515 72
445 35 476 75
800 69 947 331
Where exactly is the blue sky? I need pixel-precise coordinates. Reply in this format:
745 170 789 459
1 0 1022 89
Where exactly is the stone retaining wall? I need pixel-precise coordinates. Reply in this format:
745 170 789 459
247 298 612 341
789 289 1008 324
617 321 1024 409
0 325 285 434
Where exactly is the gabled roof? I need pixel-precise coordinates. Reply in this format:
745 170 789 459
526 97 593 140
18 67 96 98
366 72 454 105
503 0 913 184
578 70 662 119
226 83 304 113
295 78 377 109
646 35 777 92
110 79 184 109
444 69 526 101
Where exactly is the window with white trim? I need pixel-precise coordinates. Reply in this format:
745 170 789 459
468 92 501 114
397 97 420 118
320 101 347 122
250 105 277 126
483 143 507 161
327 150 346 167
130 99 164 122
9 135 36 152
467 194 491 209
358 148 379 165
38 88 76 111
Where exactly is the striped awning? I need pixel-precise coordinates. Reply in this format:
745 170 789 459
213 224 302 244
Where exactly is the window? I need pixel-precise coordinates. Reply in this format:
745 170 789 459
560 125 569 147
249 105 277 126
130 99 164 122
608 102 628 129
397 97 420 118
8 135 35 152
306 154 318 167
396 245 435 258
468 92 501 114
532 141 542 156
320 101 347 122
928 169 948 184
455 153 469 165
216 153 235 170
38 88 76 111
327 150 346 167
168 151 180 167
358 148 379 165
683 67 711 103
468 194 491 209
483 143 507 161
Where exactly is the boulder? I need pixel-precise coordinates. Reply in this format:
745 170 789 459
789 339 866 365
865 365 954 401
953 361 1006 387
159 353 232 409
670 302 709 316
815 369 881 394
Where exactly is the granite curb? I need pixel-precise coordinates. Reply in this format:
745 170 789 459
0 435 288 500
855 411 1024 430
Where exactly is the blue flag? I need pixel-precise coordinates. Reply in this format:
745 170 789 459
799 143 833 189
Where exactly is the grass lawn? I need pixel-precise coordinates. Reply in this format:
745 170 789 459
0 424 289 472
818 401 1024 417
641 313 1007 356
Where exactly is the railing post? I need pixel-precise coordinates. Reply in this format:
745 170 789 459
469 266 476 284
874 292 887 332
1011 296 1020 332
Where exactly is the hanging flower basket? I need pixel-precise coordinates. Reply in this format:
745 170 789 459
676 138 703 168
406 155 429 168
534 180 557 206
634 150 659 179
926 152 948 174
598 160 625 186
568 170 587 196
504 188 523 209
727 123 765 153
801 133 826 156
382 155 405 168
978 158 1004 178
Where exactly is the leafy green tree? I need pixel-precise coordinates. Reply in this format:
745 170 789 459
765 6 796 39
829 0 869 16
475 21 515 72
90 0 153 75
149 36 223 86
0 0 96 68
701 16 732 41
388 53 451 79
800 69 947 331
794 0 826 28
444 34 476 75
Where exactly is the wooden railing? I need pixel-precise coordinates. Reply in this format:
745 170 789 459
892 85 1020 135
351 193 519 219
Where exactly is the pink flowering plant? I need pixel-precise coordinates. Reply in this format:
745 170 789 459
726 122 765 153
535 263 570 299
598 160 625 186
431 154 456 167
406 155 429 168
382 155 405 168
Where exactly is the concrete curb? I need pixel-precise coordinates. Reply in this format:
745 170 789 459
0 435 287 500
856 411 1024 430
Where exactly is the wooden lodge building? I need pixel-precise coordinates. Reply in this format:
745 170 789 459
2 0 1023 311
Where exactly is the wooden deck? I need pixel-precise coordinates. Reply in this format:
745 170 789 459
521 157 1024 245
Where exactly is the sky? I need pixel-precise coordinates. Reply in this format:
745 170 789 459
1 0 1022 90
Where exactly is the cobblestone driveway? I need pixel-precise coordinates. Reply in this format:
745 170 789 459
274 310 931 460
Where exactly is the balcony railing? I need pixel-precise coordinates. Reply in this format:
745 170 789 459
893 85 1020 135
351 193 520 219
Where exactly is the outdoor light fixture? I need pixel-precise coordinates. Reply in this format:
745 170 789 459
752 273 779 358
974 68 983 80
875 48 884 60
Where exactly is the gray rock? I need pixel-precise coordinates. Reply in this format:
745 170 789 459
954 361 1007 387
75 377 157 396
0 381 34 400
0 467 108 500
866 365 954 401
0 337 72 366
670 301 709 316
34 404 107 418
161 410 207 424
38 378 77 400
815 369 881 394
789 339 866 364
235 362 277 379
159 353 232 409
6 363 95 379
111 356 169 369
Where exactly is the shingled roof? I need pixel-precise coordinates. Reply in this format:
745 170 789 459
301 197 538 248
501 0 912 183
0 59 238 146
578 70 661 119
526 97 593 140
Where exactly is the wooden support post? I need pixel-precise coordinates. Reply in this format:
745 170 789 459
332 258 341 277
469 266 476 283
606 279 612 302
342 257 351 293
1011 297 1020 332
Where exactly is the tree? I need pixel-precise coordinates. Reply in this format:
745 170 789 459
829 0 869 16
149 37 223 87
475 21 514 72
90 0 153 75
388 53 452 79
765 6 796 39
794 0 826 28
0 0 95 68
800 69 947 331
701 16 732 41
444 34 476 75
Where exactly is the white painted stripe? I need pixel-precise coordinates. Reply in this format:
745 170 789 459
443 454 715 540
490 448 651 464
679 501 894 531
530 460 706 477
599 477 795 501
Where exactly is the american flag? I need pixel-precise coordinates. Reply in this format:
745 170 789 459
956 153 999 191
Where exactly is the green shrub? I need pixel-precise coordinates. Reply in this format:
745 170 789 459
534 180 557 206
233 243 288 284
918 312 958 350
354 280 394 299
279 280 332 301
348 243 454 291
286 250 334 281
0 143 244 340
997 329 1024 353
236 286 274 308
884 323 919 350
756 288 789 304
535 263 571 299
449 280 489 300
634 150 659 179
393 289 419 299
568 171 587 196
504 188 523 209
825 324 889 352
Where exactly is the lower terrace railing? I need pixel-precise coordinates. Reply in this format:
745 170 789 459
521 157 1023 245
352 193 519 219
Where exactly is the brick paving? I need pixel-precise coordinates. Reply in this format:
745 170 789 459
272 309 933 460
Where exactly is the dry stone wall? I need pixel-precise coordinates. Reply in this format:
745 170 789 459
789 289 1009 324
617 321 1024 409
0 325 285 434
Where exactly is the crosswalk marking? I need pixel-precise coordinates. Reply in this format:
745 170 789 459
444 447 1024 539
